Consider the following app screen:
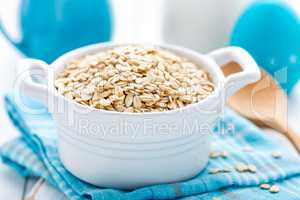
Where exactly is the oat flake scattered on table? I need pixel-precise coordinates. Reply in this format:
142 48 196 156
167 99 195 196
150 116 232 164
55 45 214 112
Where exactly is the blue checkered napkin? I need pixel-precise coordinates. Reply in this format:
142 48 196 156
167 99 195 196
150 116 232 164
3 139 300 200
181 175 300 200
1 94 300 200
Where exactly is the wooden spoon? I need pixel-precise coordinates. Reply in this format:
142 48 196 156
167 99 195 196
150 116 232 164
222 62 300 153
25 178 45 200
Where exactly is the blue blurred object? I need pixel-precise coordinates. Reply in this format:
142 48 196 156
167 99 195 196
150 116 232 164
230 0 300 94
0 0 112 63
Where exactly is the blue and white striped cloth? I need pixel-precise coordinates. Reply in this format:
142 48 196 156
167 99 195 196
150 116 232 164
1 95 300 200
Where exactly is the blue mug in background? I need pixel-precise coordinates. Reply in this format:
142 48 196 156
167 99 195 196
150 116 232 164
0 0 112 62
231 0 300 94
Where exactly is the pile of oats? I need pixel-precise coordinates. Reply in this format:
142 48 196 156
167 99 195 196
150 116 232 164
55 45 214 112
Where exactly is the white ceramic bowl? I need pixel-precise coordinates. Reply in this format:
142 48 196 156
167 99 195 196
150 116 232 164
16 43 260 189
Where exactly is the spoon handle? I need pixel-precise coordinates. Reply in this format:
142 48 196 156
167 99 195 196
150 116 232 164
25 178 45 200
285 128 300 154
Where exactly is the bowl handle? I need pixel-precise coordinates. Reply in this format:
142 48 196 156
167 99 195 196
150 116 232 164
208 47 261 99
16 59 50 104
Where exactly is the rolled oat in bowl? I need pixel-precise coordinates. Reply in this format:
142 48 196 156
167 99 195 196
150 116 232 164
55 45 215 112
